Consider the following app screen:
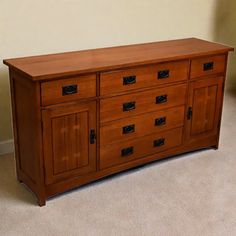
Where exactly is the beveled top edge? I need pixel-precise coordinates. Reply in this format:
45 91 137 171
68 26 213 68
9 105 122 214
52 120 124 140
3 38 234 81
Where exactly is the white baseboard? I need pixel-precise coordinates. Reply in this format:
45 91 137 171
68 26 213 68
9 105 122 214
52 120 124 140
0 139 14 155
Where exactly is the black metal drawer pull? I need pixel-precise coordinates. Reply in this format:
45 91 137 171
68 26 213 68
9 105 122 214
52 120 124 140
156 95 168 104
123 75 136 85
203 62 214 71
121 147 134 157
90 129 96 144
62 85 78 96
158 69 169 79
153 138 165 147
123 101 136 111
123 124 135 134
155 117 166 126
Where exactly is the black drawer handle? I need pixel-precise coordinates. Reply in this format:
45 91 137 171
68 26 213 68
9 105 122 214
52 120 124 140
62 85 78 96
123 76 136 85
203 62 214 71
123 124 135 134
155 117 166 126
121 147 134 157
156 95 168 104
154 138 165 147
123 101 136 111
158 69 169 79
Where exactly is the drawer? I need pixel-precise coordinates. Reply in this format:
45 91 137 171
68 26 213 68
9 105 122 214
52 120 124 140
100 60 189 96
41 74 96 106
100 106 184 146
100 127 183 169
100 84 187 123
190 54 226 79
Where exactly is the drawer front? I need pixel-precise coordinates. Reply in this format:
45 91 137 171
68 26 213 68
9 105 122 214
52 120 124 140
100 127 183 169
190 55 226 79
41 74 96 106
100 60 189 96
100 106 184 146
100 84 187 123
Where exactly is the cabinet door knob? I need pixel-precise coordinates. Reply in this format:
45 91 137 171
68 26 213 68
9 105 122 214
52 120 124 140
121 147 134 157
123 101 136 111
155 117 166 126
153 138 165 147
123 76 136 85
203 62 214 71
62 85 78 96
158 69 169 79
123 124 135 134
187 107 193 120
156 95 168 104
90 129 96 144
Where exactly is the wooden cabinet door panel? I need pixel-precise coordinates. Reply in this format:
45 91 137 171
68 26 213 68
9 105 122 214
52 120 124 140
42 101 97 185
186 77 223 142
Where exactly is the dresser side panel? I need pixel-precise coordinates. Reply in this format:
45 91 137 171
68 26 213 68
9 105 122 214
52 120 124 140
10 69 45 204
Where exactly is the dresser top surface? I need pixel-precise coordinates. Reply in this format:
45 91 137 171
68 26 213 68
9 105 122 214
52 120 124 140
3 38 233 81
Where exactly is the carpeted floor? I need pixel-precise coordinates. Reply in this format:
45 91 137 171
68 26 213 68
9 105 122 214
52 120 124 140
0 92 236 236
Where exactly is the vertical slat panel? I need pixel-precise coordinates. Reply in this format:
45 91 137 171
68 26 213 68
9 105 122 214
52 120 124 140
205 85 217 131
43 101 97 185
186 76 223 142
77 112 89 167
191 87 207 135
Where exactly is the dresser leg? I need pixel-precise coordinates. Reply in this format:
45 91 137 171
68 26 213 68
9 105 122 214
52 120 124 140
17 178 23 183
37 196 46 207
212 144 219 150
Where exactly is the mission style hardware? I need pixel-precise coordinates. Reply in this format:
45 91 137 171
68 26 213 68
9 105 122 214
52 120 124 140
62 84 78 96
123 75 136 85
123 124 135 134
90 129 96 144
158 69 169 79
3 38 233 206
187 107 193 120
155 117 166 126
203 62 214 71
156 94 168 104
121 147 134 157
123 101 136 111
153 138 165 147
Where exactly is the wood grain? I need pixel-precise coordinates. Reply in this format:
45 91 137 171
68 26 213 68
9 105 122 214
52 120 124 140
190 54 226 78
100 106 185 146
100 60 188 96
100 84 187 123
4 38 233 206
100 127 183 169
10 70 45 206
185 76 223 143
41 74 96 106
42 101 97 185
3 38 233 80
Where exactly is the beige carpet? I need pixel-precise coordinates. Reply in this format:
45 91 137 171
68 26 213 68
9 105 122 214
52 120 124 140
0 92 236 236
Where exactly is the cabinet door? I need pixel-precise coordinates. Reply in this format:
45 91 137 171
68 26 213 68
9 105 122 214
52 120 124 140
42 101 97 185
186 77 223 142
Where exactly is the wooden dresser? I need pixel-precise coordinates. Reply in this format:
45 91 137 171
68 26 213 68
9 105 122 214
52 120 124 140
3 38 233 206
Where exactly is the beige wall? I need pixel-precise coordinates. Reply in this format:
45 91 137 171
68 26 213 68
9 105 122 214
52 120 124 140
0 0 235 142
214 0 236 91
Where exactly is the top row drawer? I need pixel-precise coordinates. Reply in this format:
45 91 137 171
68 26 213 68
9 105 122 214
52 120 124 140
41 74 96 106
100 60 189 96
190 54 226 79
100 54 226 96
40 54 226 106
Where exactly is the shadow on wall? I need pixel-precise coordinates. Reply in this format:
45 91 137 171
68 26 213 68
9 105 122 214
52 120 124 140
0 68 12 141
214 0 236 93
